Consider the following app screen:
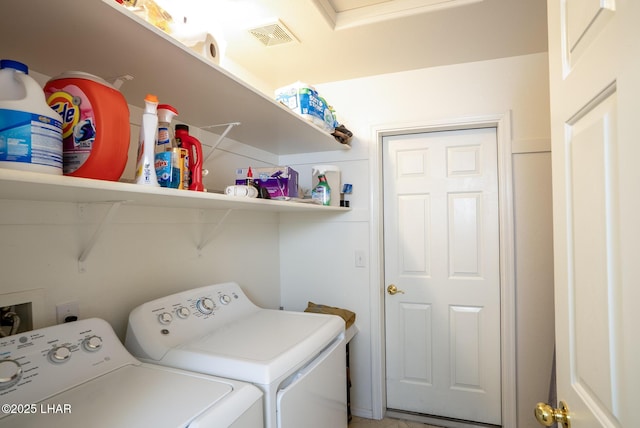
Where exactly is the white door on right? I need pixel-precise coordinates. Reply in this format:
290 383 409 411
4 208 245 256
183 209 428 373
546 0 640 426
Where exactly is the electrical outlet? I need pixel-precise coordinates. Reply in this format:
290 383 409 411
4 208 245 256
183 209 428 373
56 301 79 324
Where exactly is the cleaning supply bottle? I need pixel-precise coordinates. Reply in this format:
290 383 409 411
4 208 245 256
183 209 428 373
246 166 253 186
44 71 130 181
244 167 269 199
312 165 341 207
311 173 331 206
178 147 188 190
135 94 160 186
154 104 180 188
0 59 63 174
175 124 204 191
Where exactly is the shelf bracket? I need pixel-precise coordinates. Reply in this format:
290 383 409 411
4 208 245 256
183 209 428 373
201 122 241 164
78 201 123 273
197 208 232 255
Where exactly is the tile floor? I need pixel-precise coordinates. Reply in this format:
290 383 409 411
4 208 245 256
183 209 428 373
349 416 442 428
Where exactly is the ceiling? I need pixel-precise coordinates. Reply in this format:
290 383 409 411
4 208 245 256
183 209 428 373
154 0 548 91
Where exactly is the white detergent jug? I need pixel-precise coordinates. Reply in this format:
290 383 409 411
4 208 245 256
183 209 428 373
0 59 63 174
312 165 341 207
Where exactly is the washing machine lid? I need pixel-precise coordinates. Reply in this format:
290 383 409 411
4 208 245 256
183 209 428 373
0 364 245 428
174 309 344 384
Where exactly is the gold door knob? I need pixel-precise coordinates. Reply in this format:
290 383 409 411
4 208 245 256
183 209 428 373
534 401 570 428
387 284 405 295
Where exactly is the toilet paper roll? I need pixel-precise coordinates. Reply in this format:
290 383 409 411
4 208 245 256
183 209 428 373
174 31 220 65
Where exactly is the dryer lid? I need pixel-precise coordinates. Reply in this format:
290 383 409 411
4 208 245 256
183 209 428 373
178 310 345 384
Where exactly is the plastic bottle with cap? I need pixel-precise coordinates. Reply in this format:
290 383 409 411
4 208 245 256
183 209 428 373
135 94 160 186
155 104 178 154
312 165 341 207
174 124 204 191
44 70 130 180
0 59 63 174
154 104 180 188
311 173 331 206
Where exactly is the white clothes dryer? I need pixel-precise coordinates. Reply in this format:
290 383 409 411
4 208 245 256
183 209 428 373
0 318 263 428
125 282 347 428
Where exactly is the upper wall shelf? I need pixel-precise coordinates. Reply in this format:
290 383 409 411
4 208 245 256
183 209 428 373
0 0 348 156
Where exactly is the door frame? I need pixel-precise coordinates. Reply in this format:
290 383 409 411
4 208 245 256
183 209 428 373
368 112 516 426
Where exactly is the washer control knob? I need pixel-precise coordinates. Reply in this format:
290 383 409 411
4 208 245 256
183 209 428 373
219 294 232 305
48 346 72 364
176 306 190 319
158 312 173 325
0 359 22 390
196 297 215 315
82 336 103 352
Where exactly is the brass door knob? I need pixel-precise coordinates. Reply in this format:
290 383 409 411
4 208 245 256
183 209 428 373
387 284 405 295
534 401 570 428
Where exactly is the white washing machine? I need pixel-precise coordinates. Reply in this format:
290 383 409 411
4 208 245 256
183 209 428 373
0 318 263 428
125 282 347 428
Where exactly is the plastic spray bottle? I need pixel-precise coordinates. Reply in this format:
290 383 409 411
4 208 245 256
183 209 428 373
311 174 331 206
155 104 180 188
175 124 204 191
135 94 160 186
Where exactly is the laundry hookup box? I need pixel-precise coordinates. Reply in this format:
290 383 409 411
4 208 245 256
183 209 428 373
235 166 299 199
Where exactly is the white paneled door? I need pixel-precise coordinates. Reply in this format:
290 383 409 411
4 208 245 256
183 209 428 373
546 0 640 426
383 128 501 425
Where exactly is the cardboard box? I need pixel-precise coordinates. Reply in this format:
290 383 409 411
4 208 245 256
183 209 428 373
235 166 299 199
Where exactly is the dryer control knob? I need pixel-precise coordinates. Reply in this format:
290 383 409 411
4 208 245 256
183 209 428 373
48 346 72 364
82 336 103 352
176 306 190 319
0 359 22 390
219 294 232 305
158 312 173 325
196 297 215 315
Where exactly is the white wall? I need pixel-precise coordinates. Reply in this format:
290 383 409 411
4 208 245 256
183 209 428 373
0 201 282 334
0 52 554 428
278 52 554 427
0 103 283 340
513 151 555 428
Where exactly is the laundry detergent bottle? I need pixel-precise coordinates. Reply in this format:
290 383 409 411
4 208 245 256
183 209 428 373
175 124 204 191
44 71 130 180
0 59 63 174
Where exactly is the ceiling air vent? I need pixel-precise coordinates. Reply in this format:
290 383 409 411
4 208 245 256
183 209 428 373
248 20 298 47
